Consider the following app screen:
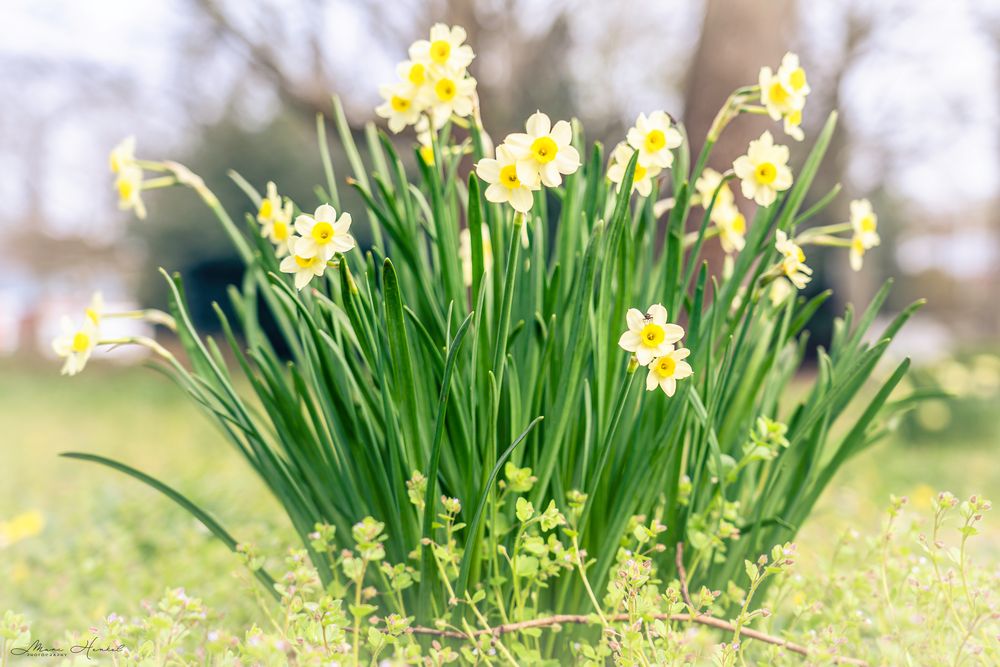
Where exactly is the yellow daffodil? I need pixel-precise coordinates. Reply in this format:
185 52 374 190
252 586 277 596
608 143 661 197
849 198 880 272
626 111 682 169
52 316 99 376
618 303 685 366
716 204 748 254
427 67 477 129
506 111 581 188
408 23 475 73
645 347 693 397
116 164 146 219
279 238 329 290
695 168 735 211
733 131 793 207
376 83 423 133
293 204 356 261
109 136 136 174
476 144 538 213
459 223 493 286
775 230 813 289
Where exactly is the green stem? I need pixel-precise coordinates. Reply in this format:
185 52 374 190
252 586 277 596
492 213 524 386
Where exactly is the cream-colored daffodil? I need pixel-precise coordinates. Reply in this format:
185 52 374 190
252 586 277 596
409 23 475 73
279 237 329 290
476 144 538 214
695 168 735 211
758 66 802 122
293 204 356 261
783 109 804 141
716 204 748 254
459 223 493 287
84 292 104 327
376 83 423 133
427 67 477 128
109 136 136 174
506 111 581 188
116 164 146 219
608 143 660 197
625 111 682 169
733 131 793 207
778 52 811 98
618 303 685 366
257 182 294 255
52 316 99 376
769 277 795 305
775 230 813 289
849 198 880 271
645 347 693 397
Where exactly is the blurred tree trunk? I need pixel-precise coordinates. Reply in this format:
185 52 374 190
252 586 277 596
681 0 795 277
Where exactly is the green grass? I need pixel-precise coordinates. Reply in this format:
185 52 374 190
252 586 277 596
2 359 997 637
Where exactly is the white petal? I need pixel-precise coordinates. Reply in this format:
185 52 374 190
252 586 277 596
550 120 572 146
635 347 655 366
662 323 685 344
476 159 501 183
647 303 668 324
618 330 640 352
510 187 534 213
645 370 659 391
525 111 551 137
661 378 677 397
626 308 645 331
295 215 314 235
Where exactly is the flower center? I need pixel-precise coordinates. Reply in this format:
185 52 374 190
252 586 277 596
530 136 558 163
640 323 665 348
634 162 648 182
755 162 777 184
273 221 288 240
852 237 865 254
644 129 666 153
390 95 411 112
312 221 335 244
294 255 318 268
789 67 807 91
118 179 134 200
434 78 456 101
655 356 676 377
408 63 426 85
769 81 789 104
499 164 520 188
786 109 802 126
258 199 273 220
85 308 100 324
430 40 451 64
860 215 876 233
731 213 746 235
71 331 91 353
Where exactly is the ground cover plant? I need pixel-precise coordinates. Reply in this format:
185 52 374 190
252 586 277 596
42 24 935 663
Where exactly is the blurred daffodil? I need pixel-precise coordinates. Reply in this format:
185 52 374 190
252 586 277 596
608 142 660 197
733 131 793 207
116 165 146 219
775 230 812 289
849 198 880 271
625 111 682 170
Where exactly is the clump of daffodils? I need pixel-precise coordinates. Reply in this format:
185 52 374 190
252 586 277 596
376 24 477 135
758 52 811 141
475 111 581 214
618 304 692 397
774 230 813 290
694 168 747 254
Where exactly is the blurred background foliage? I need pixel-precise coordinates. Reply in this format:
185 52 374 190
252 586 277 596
1 0 998 638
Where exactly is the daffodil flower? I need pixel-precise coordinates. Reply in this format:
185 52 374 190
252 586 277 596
778 52 811 98
625 111 682 169
758 66 802 122
476 144 538 213
427 67 477 129
376 83 423 133
695 168 735 211
52 316 99 376
408 23 475 73
733 131 793 207
775 230 813 289
459 223 493 287
645 347 693 397
608 143 660 197
257 182 294 255
618 304 685 366
279 237 329 290
109 136 136 174
115 164 146 219
783 109 805 141
716 205 748 254
293 204 356 261
507 111 581 188
849 198 880 271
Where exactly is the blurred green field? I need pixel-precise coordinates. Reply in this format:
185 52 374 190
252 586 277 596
2 359 998 639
